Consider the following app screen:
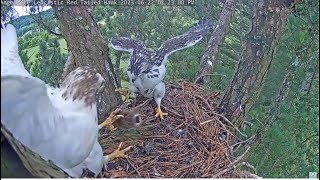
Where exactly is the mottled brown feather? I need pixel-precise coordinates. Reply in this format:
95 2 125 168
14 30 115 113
61 66 103 108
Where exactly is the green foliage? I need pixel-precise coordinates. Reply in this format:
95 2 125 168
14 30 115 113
19 31 49 49
16 21 67 86
244 1 319 177
31 38 67 86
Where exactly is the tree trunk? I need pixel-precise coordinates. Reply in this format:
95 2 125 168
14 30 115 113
62 52 75 79
114 52 122 87
52 5 122 120
194 0 238 85
218 0 301 127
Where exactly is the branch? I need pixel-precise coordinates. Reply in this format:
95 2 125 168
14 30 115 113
32 13 63 38
195 0 239 85
194 73 226 84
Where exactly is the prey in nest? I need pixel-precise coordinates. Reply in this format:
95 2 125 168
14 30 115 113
97 81 251 178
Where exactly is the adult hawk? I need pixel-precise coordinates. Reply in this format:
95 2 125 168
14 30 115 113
110 19 213 119
1 22 130 177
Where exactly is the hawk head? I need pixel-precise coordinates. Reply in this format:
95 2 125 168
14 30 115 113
61 66 105 108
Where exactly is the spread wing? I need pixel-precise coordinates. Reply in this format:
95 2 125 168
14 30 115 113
1 75 99 177
155 19 213 65
110 37 146 53
110 37 152 77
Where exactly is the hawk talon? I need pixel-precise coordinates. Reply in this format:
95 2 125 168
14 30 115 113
115 88 131 102
106 142 132 161
155 105 168 120
98 109 124 131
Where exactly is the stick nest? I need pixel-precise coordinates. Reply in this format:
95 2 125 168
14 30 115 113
97 81 248 178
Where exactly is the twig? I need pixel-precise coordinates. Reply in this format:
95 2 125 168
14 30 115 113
239 162 257 173
162 106 184 118
126 157 141 177
32 13 63 37
134 99 151 109
199 118 216 125
242 171 262 178
230 135 255 149
194 73 227 84
210 112 248 138
211 146 251 178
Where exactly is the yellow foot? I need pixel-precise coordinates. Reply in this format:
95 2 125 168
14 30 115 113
105 142 133 162
155 105 168 120
115 88 131 101
98 108 123 131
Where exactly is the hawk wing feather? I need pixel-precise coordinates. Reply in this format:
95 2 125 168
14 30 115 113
110 37 152 76
109 19 212 80
155 19 213 65
110 37 146 53
1 76 59 149
1 75 100 177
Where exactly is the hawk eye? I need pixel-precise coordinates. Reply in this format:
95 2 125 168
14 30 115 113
99 81 105 88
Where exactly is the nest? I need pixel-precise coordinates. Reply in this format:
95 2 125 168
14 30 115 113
97 81 252 178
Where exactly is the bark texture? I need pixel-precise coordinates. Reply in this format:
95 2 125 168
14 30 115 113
114 52 122 87
218 0 301 127
52 5 122 120
195 0 238 85
62 52 75 79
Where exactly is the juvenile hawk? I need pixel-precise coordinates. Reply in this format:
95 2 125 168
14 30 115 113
110 19 213 119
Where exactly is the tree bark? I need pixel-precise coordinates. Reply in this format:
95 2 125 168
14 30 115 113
194 0 238 85
32 13 63 37
114 52 122 87
218 0 301 127
62 52 75 79
52 5 122 120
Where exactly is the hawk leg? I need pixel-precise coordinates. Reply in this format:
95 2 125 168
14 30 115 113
98 108 123 131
